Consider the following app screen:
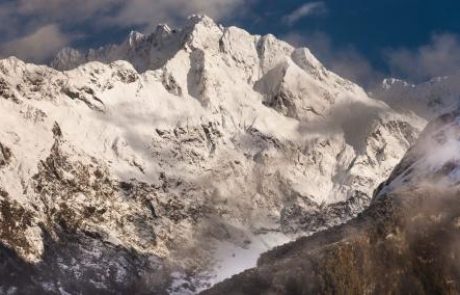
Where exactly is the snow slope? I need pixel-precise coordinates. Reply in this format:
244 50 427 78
374 108 460 199
0 15 426 293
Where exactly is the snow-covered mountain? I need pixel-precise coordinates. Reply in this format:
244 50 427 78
0 15 427 293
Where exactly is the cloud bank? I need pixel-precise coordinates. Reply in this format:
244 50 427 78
0 24 71 63
386 34 460 83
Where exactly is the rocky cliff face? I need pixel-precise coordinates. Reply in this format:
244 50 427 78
203 109 460 295
0 15 427 293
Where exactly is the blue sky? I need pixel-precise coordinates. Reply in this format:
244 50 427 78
239 0 460 86
246 0 460 64
1 0 460 87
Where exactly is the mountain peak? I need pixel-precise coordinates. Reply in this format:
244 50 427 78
154 23 172 37
186 14 218 28
51 14 225 72
126 30 145 47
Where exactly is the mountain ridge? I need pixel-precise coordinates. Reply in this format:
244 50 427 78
0 15 432 294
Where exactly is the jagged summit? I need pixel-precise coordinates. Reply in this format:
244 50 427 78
52 14 323 76
51 14 222 72
186 14 219 27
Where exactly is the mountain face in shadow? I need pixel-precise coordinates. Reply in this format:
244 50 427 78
0 228 169 295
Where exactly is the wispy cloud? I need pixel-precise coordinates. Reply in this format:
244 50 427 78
283 2 326 25
385 34 460 82
0 24 72 63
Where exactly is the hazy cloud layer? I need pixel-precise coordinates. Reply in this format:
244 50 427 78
0 0 250 62
0 0 246 29
105 0 247 28
283 2 326 25
298 100 386 153
0 24 72 63
386 34 460 83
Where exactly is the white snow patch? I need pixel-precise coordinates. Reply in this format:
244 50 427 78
169 232 291 294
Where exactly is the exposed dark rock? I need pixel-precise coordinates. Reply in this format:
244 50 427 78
0 142 12 167
61 87 105 112
0 199 35 256
0 187 8 197
0 129 173 293
0 229 169 295
0 78 9 98
281 191 371 234
114 68 138 84
162 71 183 96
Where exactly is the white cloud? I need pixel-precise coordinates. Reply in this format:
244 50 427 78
0 0 121 38
298 100 386 153
0 24 71 63
386 34 460 82
283 2 326 25
15 0 119 22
